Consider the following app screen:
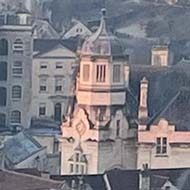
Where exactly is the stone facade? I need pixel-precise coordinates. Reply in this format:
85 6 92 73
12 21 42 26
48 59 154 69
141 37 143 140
31 44 77 123
60 9 135 175
0 7 33 128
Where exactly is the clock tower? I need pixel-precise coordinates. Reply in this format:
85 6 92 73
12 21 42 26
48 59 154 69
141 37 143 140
60 9 136 175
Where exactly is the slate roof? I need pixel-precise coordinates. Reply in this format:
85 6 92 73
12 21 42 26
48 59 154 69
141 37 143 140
4 131 44 165
33 38 79 55
129 64 190 130
147 168 190 190
0 169 61 190
51 174 106 190
106 169 139 190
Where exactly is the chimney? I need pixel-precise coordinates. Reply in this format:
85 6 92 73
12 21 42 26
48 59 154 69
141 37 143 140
140 165 150 190
138 77 148 130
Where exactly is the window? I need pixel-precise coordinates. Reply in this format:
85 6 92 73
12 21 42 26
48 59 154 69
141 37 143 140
39 78 47 92
0 87 6 106
40 62 47 69
11 110 21 124
12 86 22 99
13 39 24 54
113 65 121 83
0 39 8 56
70 164 74 173
0 113 6 127
0 62 7 81
153 55 161 66
12 61 23 75
96 65 106 82
39 103 46 116
156 137 167 154
116 120 120 137
55 78 63 92
83 65 90 81
54 103 62 122
56 62 63 69
76 153 80 162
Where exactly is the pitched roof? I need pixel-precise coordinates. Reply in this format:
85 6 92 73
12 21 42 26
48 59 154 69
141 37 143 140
51 174 106 190
0 169 61 190
4 131 44 165
106 169 139 190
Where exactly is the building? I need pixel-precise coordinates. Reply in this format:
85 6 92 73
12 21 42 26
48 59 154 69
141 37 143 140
137 76 190 170
0 5 33 129
62 19 92 39
31 42 77 124
60 9 135 175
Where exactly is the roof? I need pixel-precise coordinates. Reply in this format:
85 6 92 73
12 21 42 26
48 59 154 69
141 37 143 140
147 168 190 190
151 87 190 131
51 174 106 190
106 169 139 190
0 169 61 190
81 9 125 57
4 131 44 165
129 64 190 130
33 38 79 55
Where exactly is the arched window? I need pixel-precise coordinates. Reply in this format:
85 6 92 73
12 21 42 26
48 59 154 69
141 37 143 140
0 39 8 56
0 62 7 81
12 86 22 99
13 39 24 54
0 87 7 106
11 110 21 124
54 103 62 122
0 113 6 127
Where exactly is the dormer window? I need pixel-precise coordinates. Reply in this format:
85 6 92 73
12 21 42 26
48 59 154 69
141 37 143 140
113 65 121 83
96 65 106 82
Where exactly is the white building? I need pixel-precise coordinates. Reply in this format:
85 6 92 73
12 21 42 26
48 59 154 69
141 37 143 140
31 43 77 124
60 9 135 175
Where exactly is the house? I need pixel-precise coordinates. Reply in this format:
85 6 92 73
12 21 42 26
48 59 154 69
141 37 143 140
62 19 92 39
31 41 77 124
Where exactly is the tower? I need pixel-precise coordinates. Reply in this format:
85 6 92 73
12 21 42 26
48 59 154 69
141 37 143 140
0 4 33 129
60 9 135 175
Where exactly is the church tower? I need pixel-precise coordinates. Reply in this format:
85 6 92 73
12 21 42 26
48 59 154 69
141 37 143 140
60 9 135 175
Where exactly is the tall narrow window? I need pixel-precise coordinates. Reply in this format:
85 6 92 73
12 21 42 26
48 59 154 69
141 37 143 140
153 55 161 66
0 113 6 127
39 103 46 116
116 120 120 137
12 61 23 75
0 87 6 106
156 137 167 154
12 86 22 99
113 65 121 83
39 78 47 92
0 62 7 81
83 64 90 81
0 39 8 56
54 103 62 122
11 110 21 124
96 65 106 82
55 78 63 92
13 39 24 54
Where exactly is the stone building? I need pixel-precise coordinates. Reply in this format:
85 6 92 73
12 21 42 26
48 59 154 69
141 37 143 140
60 9 135 175
137 76 190 170
31 42 77 124
0 5 33 128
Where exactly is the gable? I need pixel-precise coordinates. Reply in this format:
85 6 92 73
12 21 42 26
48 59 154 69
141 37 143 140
36 44 76 58
64 22 92 39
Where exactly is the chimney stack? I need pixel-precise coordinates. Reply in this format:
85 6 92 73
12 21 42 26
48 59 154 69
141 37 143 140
138 77 148 130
